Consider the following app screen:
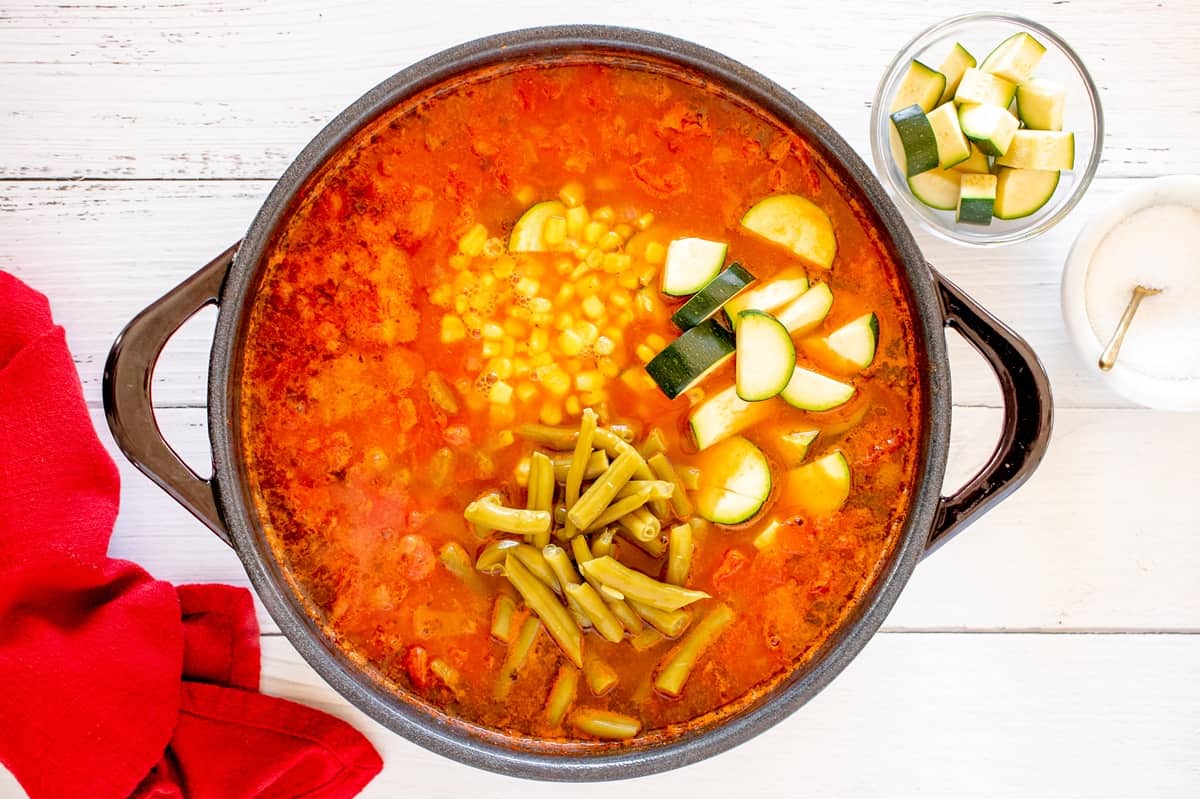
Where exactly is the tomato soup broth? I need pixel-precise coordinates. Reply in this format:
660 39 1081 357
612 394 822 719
241 58 923 742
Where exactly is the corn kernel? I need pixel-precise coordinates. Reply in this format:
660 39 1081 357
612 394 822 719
577 273 602 297
463 312 482 332
491 257 514 279
530 329 549 353
615 223 633 240
516 382 538 403
581 295 605 320
646 333 667 350
575 321 598 344
481 340 502 358
617 311 634 328
638 265 658 286
572 245 591 261
566 205 589 236
565 395 581 416
585 249 604 269
559 182 586 208
556 258 574 275
575 370 603 392
448 254 471 270
504 318 528 338
636 292 656 315
482 237 505 258
598 357 620 378
453 271 476 291
636 344 656 363
501 339 515 358
532 352 553 367
529 297 553 314
515 185 537 206
581 390 605 407
635 212 655 231
489 358 514 380
555 312 575 331
531 312 553 328
558 330 585 357
458 223 488 256
513 357 530 375
617 269 640 289
584 221 606 244
595 336 616 356
598 231 623 253
569 263 590 282
482 321 504 341
514 456 531 486
490 402 516 426
489 380 514 404
593 205 615 224
540 400 563 425
454 295 469 314
544 216 567 246
610 291 631 308
555 284 575 304
440 315 466 343
644 241 666 265
515 277 539 297
430 285 453 307
509 305 531 321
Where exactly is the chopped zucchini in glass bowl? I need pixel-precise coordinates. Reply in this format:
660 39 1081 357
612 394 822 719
869 12 1102 246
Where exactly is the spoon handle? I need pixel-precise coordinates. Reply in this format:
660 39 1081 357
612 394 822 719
1099 289 1152 371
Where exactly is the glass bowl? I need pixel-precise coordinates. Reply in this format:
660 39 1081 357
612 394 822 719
869 12 1104 246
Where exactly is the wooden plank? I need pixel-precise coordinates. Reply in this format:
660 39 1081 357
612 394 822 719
253 631 1200 797
0 176 1147 410
98 405 1200 634
1 1 1196 180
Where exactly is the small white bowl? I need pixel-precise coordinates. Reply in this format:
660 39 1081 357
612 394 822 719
1061 175 1200 410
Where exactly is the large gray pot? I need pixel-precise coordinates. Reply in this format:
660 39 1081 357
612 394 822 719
103 25 1052 781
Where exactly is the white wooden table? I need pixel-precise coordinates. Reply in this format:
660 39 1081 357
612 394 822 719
3 1 1199 796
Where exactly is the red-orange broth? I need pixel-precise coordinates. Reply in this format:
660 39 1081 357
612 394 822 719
241 57 923 743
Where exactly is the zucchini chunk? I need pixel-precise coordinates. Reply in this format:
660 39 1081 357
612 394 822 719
926 103 972 169
735 310 795 401
781 451 850 516
907 168 961 211
779 366 855 412
952 143 991 174
662 237 728 296
644 319 735 400
689 384 776 451
956 173 997 226
979 32 1047 84
936 43 977 105
672 263 756 330
890 59 947 113
774 282 834 336
692 436 773 525
958 103 1019 157
741 194 837 269
1016 78 1066 131
994 167 1061 219
890 104 939 177
995 130 1075 171
509 200 569 252
954 68 1017 108
774 429 820 467
822 312 879 370
723 268 809 327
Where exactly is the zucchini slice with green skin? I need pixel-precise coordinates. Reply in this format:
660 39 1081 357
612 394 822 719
953 143 991 174
936 43 977 105
907 168 961 211
735 310 795 401
995 130 1075 171
958 103 1019 157
823 313 879 370
662 238 728 296
926 102 972 169
724 268 809 328
781 451 850 516
954 68 1017 108
774 282 834 336
775 429 820 467
889 59 946 113
1016 78 1066 131
956 173 997 226
741 194 837 269
509 200 568 252
692 436 773 525
671 263 756 330
890 104 939 177
644 319 735 400
979 32 1046 84
779 366 855 411
689 384 776 451
994 167 1060 219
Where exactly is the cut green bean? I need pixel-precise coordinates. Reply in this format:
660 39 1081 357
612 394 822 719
491 594 518 643
542 544 581 588
637 427 668 458
440 541 485 592
678 466 701 491
495 614 541 700
598 583 624 602
465 496 551 536
430 657 460 688
553 504 568 526
513 544 560 592
563 408 598 538
629 626 664 653
579 556 708 611
570 535 594 564
504 554 583 667
591 528 616 558
608 423 637 443
476 538 521 575
583 656 619 696
615 519 667 557
605 596 645 635
629 599 692 637
567 448 641 530
591 428 655 480
545 664 579 726
570 708 641 740
551 449 608 482
666 524 693 586
516 423 579 450
616 480 677 501
654 603 734 697
527 452 556 547
584 488 654 533
565 583 624 643
647 453 694 520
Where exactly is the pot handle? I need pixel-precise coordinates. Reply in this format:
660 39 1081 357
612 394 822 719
928 269 1053 554
103 244 239 547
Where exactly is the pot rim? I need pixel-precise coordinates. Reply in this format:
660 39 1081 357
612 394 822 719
208 24 950 780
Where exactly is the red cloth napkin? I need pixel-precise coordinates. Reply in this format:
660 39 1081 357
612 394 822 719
0 272 383 799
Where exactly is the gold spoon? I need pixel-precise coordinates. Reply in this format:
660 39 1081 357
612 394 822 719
1098 285 1162 371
